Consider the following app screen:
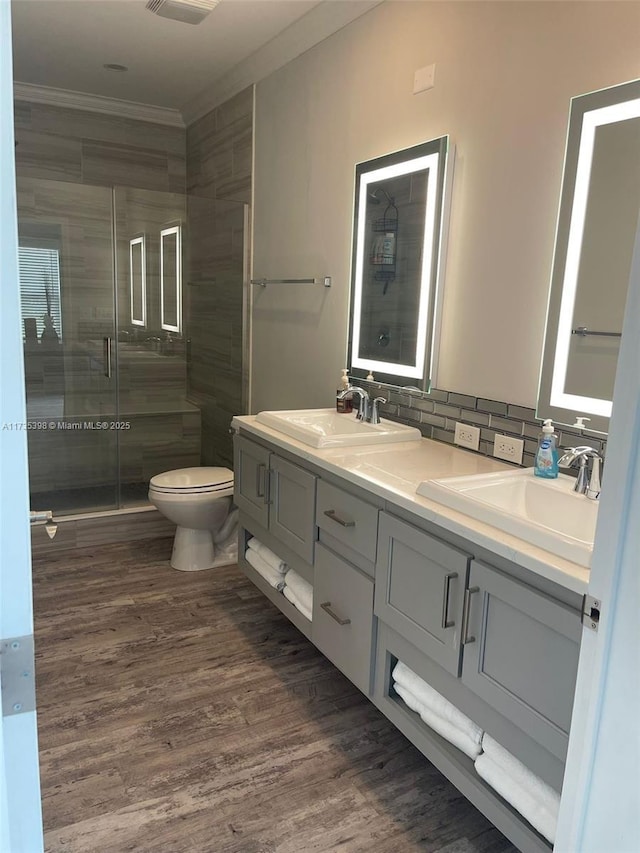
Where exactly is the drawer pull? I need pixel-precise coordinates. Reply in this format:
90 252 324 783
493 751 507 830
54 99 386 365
320 601 351 626
441 572 458 629
323 509 355 528
462 586 480 644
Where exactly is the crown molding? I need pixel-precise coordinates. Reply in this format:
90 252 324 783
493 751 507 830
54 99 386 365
13 82 185 128
181 0 382 126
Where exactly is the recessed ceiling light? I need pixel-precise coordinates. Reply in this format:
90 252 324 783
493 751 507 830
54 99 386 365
103 63 128 73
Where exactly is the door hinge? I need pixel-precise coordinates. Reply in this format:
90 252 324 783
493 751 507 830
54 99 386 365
1 635 36 717
582 594 601 633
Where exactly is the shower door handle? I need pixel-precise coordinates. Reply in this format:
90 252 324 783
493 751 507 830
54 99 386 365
103 336 113 379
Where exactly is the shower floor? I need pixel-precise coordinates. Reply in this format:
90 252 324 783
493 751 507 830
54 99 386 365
30 481 151 515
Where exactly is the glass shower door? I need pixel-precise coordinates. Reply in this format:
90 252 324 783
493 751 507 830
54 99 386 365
16 178 119 514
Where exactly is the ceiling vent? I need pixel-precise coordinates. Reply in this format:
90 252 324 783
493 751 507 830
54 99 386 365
146 0 221 26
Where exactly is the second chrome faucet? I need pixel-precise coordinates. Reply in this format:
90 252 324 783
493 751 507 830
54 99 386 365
558 445 602 500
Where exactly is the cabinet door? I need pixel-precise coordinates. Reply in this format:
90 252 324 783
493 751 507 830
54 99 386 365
233 435 271 529
461 560 581 760
375 513 470 676
269 454 317 563
313 544 375 695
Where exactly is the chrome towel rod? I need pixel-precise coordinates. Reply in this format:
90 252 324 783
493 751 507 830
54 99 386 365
251 276 331 288
571 326 622 338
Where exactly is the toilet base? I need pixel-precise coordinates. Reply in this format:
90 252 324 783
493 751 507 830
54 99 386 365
171 525 238 572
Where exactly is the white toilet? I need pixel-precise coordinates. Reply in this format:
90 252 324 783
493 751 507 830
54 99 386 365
148 467 238 571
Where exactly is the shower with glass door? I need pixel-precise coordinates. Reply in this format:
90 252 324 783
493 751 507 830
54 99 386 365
16 177 246 517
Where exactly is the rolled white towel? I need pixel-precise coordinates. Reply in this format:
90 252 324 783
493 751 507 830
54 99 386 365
245 548 286 591
394 683 482 760
247 538 287 574
284 569 313 614
481 734 561 821
283 585 312 622
475 752 559 844
392 661 483 748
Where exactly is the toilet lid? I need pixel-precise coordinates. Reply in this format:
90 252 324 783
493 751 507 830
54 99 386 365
150 467 233 491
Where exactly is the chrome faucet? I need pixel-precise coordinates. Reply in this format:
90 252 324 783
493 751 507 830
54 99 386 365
558 445 602 499
337 387 388 424
338 386 370 421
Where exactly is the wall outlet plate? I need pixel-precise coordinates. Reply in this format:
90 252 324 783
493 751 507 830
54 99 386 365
454 422 480 451
493 434 524 464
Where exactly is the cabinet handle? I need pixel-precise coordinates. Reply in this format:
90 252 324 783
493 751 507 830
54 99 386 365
264 468 272 505
256 463 266 498
462 586 480 644
323 509 355 528
441 572 458 629
320 601 351 626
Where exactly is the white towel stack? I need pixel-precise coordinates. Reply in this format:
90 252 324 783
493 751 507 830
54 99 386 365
392 661 483 760
283 569 313 622
475 734 560 844
245 538 288 590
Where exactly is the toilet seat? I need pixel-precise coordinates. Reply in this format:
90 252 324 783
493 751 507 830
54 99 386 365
149 466 234 495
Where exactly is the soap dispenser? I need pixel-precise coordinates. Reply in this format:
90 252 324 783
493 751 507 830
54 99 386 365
534 419 559 479
336 369 353 414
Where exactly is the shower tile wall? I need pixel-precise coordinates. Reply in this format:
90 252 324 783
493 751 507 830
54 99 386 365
14 101 186 191
186 86 253 468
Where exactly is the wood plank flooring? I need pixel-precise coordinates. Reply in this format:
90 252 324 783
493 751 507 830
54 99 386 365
33 537 516 853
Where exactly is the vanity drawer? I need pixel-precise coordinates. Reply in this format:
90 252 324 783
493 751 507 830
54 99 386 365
312 543 375 696
316 479 379 564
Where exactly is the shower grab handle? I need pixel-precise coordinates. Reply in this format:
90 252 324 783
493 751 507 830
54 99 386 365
103 337 113 379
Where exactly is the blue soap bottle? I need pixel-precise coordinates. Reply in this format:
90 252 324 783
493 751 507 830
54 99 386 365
534 419 559 478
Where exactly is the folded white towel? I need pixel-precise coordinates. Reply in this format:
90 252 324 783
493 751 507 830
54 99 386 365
394 683 482 760
283 585 312 622
392 661 483 748
475 752 559 844
481 734 560 824
284 569 313 613
245 548 286 591
247 538 287 574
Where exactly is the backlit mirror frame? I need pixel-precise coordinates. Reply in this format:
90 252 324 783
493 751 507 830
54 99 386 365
347 136 453 390
160 224 182 334
538 79 640 433
129 234 146 327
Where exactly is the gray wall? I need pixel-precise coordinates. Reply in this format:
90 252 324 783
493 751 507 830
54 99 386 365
186 85 253 469
251 0 640 414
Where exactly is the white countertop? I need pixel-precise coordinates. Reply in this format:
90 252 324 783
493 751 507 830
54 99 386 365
232 414 590 596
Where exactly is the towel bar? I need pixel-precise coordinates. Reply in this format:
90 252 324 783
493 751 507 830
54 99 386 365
251 277 331 288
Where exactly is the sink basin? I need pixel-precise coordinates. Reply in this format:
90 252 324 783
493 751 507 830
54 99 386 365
417 469 598 567
255 408 421 448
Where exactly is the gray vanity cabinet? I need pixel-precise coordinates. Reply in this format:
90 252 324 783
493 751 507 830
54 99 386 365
312 543 375 695
375 512 471 677
234 435 317 563
461 560 582 760
268 454 317 564
234 434 271 529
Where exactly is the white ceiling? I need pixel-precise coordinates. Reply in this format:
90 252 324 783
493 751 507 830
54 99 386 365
11 0 377 117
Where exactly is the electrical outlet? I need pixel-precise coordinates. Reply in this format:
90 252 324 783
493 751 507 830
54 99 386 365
493 434 524 464
454 422 480 451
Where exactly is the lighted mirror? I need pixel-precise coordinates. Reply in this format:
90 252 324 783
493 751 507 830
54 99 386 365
160 224 182 333
538 79 640 433
129 235 146 327
347 136 453 390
